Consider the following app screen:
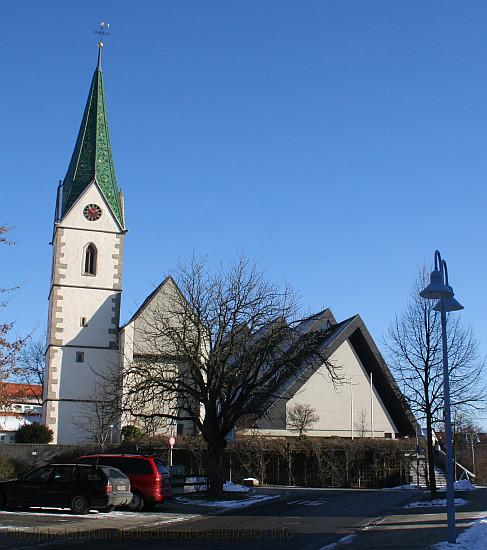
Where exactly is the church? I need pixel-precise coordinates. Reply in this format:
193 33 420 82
42 45 416 444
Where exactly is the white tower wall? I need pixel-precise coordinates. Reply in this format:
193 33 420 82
43 183 124 443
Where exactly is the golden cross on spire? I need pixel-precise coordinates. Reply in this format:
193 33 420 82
94 20 110 48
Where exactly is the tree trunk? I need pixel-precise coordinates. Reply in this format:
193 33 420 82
426 412 437 498
207 441 226 498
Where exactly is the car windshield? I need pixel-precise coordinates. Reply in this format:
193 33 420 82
102 467 128 479
155 460 169 475
100 457 152 475
24 466 54 482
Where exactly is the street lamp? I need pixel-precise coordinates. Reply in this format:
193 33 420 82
465 432 480 477
420 250 464 545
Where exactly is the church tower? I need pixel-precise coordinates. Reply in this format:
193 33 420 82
43 44 126 444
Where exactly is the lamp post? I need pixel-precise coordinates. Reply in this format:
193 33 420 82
465 432 480 477
420 250 464 545
415 426 421 488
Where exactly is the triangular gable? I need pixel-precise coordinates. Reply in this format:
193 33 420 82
59 179 125 233
261 313 417 436
121 276 184 330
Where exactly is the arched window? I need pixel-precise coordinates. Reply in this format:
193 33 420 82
83 243 97 276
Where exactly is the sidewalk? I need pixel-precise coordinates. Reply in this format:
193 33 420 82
344 488 487 549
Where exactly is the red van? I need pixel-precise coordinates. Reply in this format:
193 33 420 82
74 454 173 511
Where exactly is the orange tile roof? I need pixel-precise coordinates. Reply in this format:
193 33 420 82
2 382 42 401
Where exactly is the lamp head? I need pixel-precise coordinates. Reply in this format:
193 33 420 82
419 268 453 299
433 286 464 312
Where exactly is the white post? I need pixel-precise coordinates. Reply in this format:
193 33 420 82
350 378 354 440
370 372 374 438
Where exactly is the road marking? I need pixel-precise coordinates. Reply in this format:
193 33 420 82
286 499 328 506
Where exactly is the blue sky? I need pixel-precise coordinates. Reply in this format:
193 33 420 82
2 2 487 421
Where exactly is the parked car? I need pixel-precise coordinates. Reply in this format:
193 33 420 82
0 463 132 514
74 454 173 511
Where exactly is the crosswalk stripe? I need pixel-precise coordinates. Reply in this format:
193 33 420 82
286 499 328 506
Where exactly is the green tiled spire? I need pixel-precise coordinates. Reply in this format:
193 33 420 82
61 46 123 226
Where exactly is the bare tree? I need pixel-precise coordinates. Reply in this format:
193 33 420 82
354 405 368 438
71 362 122 449
15 336 45 403
0 227 26 407
451 411 482 478
287 403 319 436
385 268 486 497
121 256 339 497
72 383 120 450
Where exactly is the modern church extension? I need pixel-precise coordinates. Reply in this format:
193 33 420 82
42 45 417 444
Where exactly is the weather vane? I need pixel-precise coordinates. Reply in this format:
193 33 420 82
94 20 110 47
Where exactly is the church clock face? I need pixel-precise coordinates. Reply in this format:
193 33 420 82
83 204 102 221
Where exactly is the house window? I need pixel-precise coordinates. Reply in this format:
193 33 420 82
83 243 97 276
80 317 88 327
76 352 85 363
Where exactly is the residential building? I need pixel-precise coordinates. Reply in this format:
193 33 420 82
0 383 43 443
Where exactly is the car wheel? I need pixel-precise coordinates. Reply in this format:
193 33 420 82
70 494 89 515
127 491 144 512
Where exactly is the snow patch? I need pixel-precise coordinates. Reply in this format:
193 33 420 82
175 493 278 509
319 533 357 549
453 480 477 491
433 516 487 549
388 484 420 490
405 498 467 509
0 508 159 519
223 482 250 493
242 477 260 486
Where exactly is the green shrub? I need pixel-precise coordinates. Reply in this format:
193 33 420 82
0 456 16 480
15 423 53 444
121 425 144 442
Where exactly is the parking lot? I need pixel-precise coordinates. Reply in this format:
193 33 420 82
0 501 206 549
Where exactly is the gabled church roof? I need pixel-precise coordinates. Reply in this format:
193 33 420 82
61 46 123 225
257 312 418 437
120 276 183 329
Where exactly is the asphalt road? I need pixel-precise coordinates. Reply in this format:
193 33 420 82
30 487 419 550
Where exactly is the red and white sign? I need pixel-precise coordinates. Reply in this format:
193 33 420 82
169 436 176 447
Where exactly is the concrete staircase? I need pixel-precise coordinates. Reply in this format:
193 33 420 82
410 460 446 489
433 467 447 489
